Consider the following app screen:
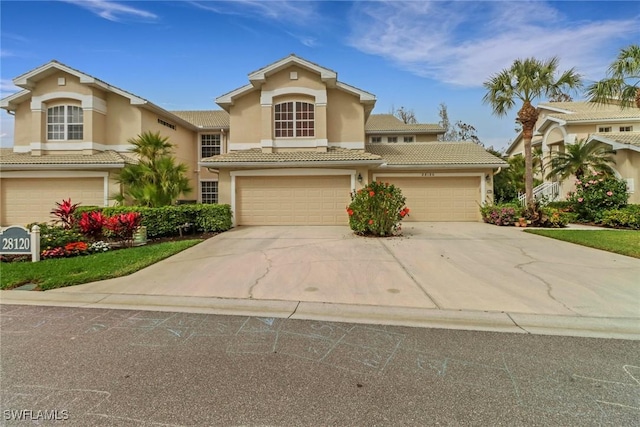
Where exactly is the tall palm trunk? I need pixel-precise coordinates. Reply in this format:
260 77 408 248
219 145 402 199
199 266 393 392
518 101 539 205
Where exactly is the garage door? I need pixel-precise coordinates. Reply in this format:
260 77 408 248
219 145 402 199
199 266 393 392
1 178 104 226
236 175 351 225
384 176 480 221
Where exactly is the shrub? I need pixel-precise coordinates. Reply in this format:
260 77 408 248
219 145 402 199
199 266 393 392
105 212 141 243
27 223 86 251
78 211 108 239
600 205 640 230
347 181 408 236
50 198 80 229
480 203 522 226
75 204 232 238
523 201 569 228
89 241 111 253
567 173 628 222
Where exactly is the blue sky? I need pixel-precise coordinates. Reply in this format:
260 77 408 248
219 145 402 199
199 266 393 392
1 1 639 150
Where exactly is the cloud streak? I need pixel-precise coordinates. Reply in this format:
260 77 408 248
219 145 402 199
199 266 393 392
188 0 317 24
61 0 158 22
348 1 640 87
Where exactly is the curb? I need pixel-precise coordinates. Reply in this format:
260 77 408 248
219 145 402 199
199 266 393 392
1 290 638 340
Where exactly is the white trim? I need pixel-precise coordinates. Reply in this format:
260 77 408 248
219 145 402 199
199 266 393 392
328 142 365 149
229 168 356 226
542 123 568 152
14 142 134 153
248 55 337 84
260 87 327 105
31 92 107 114
373 172 487 205
334 81 376 102
199 178 219 204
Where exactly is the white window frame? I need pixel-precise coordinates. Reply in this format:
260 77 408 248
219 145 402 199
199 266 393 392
370 136 382 143
598 126 612 133
274 101 315 138
200 180 218 204
403 136 414 143
200 134 221 159
387 136 398 143
620 126 633 132
47 105 83 141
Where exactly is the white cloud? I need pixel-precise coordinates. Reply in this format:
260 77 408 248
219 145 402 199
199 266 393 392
0 79 20 94
348 1 640 88
61 0 158 22
188 0 317 24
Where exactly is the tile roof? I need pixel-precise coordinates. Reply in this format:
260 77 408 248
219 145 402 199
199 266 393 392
170 110 229 128
540 101 640 122
591 132 640 147
0 148 136 165
365 114 444 133
201 147 382 163
365 143 507 166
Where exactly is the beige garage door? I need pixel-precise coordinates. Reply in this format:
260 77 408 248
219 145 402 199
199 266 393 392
236 175 351 225
1 178 104 226
384 176 481 221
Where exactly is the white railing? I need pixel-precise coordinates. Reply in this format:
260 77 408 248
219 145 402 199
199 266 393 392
518 181 560 205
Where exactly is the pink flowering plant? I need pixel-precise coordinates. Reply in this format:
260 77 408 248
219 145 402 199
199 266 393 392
568 173 628 222
480 203 522 226
347 181 409 236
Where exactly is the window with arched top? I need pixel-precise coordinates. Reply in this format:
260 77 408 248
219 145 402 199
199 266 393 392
274 101 314 138
47 105 83 140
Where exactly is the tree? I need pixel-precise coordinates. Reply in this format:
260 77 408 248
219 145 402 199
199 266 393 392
546 139 616 181
390 105 417 124
483 57 582 205
115 131 192 207
438 103 481 144
587 44 640 108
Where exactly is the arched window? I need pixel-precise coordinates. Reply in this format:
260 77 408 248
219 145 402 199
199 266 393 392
47 105 83 140
274 101 314 138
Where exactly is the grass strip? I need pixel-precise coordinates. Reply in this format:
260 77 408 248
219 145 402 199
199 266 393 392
524 229 640 259
0 239 202 291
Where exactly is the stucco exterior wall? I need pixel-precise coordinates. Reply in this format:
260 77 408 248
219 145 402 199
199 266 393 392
326 88 364 144
12 102 32 149
415 134 439 142
229 91 261 146
262 66 325 92
105 93 141 147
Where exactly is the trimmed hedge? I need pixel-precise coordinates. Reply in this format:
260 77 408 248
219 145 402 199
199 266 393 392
75 204 232 238
600 205 640 230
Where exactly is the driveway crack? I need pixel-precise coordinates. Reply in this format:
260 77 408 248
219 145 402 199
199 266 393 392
378 239 442 309
514 247 581 316
506 312 530 334
247 251 272 299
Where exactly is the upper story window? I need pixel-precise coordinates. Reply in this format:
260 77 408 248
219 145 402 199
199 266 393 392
403 136 414 143
47 105 83 140
274 101 314 138
370 136 382 143
387 136 398 143
620 126 633 132
201 134 221 158
598 126 612 133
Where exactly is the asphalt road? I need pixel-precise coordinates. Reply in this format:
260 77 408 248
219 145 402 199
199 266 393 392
1 304 638 426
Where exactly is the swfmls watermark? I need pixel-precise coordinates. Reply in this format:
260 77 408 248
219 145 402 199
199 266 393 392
3 409 69 422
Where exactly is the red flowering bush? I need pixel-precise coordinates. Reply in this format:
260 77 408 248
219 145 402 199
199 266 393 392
41 241 89 259
41 247 67 259
78 211 108 239
50 198 80 229
347 181 408 236
105 212 141 244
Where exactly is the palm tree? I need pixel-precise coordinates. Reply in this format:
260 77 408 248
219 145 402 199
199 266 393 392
587 44 640 108
483 57 582 205
546 139 616 181
115 131 192 207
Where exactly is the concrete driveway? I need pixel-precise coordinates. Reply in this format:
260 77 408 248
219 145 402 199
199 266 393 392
47 223 639 319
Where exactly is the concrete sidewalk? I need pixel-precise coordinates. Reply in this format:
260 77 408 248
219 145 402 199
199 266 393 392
2 223 639 339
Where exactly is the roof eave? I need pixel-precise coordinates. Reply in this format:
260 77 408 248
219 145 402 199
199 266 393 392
588 135 640 153
376 163 507 170
200 160 384 168
0 163 125 170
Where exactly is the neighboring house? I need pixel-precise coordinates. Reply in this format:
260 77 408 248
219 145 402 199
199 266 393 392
505 101 640 204
1 55 506 226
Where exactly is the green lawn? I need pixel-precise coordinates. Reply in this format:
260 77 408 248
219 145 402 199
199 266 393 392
524 229 640 258
0 239 202 291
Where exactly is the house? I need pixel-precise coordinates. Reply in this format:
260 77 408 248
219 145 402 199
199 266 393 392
505 101 640 204
1 55 506 227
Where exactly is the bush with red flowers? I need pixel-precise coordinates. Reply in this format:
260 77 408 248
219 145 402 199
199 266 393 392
50 198 80 229
347 181 409 236
105 212 141 245
78 211 108 239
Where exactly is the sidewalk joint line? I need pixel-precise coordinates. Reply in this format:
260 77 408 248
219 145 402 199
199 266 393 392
288 301 300 319
506 312 530 334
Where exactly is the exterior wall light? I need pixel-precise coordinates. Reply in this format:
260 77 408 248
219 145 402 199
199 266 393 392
357 173 363 183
